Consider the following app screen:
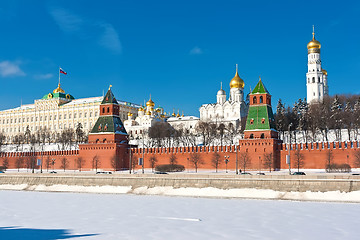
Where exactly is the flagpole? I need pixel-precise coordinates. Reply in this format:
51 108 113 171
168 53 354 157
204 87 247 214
58 66 61 86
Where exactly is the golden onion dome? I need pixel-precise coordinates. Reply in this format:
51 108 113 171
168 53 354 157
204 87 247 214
127 112 132 116
53 83 65 93
230 67 245 89
145 110 151 115
322 69 327 76
146 95 155 107
307 30 321 50
138 107 144 112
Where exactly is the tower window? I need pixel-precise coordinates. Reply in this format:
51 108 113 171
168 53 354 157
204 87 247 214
318 77 320 83
312 77 315 83
250 134 254 139
253 96 257 104
259 96 263 103
261 133 265 139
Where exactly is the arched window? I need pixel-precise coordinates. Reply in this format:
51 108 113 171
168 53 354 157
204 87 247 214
318 77 320 83
260 133 265 139
102 108 105 113
107 107 110 113
253 96 257 104
312 77 315 83
250 134 254 139
259 96 263 103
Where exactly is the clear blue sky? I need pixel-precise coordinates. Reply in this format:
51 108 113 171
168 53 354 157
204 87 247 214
0 0 359 116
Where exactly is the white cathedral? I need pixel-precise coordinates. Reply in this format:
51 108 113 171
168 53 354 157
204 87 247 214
199 65 248 127
306 27 329 103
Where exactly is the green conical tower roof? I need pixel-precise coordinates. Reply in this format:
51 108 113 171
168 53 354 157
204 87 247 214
102 86 118 104
90 86 127 135
251 78 269 94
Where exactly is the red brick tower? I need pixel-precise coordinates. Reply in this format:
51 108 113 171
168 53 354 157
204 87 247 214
79 86 129 170
239 78 282 171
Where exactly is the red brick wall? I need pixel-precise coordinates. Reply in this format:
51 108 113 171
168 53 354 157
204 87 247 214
1 141 359 171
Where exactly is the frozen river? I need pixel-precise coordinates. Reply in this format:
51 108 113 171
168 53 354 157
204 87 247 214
0 190 359 240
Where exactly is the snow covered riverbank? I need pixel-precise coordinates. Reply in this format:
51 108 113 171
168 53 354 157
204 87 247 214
1 183 360 203
0 190 359 240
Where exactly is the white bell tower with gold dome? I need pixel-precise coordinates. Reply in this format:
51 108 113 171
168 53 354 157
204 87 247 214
306 26 328 103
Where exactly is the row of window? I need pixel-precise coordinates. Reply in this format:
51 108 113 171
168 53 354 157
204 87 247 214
1 122 94 133
0 111 99 124
307 76 322 84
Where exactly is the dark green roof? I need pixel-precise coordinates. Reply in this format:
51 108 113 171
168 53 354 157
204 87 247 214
42 92 75 100
90 116 127 135
102 89 118 104
245 105 276 131
251 79 269 94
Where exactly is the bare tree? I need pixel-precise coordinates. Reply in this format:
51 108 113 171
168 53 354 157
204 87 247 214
0 132 6 152
131 155 137 173
2 157 9 170
353 151 360 168
77 156 85 172
189 152 204 173
263 152 273 172
293 149 305 172
211 152 221 173
15 157 24 172
149 155 158 172
239 152 251 173
60 157 68 172
325 150 334 172
45 156 51 172
92 155 101 172
169 154 177 166
110 154 118 172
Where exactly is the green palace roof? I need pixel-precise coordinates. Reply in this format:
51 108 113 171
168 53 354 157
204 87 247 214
42 92 75 100
42 84 75 100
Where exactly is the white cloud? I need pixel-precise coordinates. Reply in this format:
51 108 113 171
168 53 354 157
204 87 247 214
49 7 122 54
98 23 122 54
189 46 203 55
34 73 53 80
0 61 25 77
49 8 83 33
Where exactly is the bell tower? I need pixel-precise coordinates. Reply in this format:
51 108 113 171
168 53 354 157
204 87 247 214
306 26 328 103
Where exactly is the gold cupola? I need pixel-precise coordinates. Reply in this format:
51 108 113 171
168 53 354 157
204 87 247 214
307 26 321 52
322 69 327 76
146 95 155 107
230 64 245 89
53 83 65 93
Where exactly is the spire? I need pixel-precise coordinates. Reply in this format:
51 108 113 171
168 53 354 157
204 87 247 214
236 63 238 73
312 25 315 39
220 81 223 90
109 84 112 90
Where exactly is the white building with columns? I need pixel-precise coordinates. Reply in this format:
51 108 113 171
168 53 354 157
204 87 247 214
306 27 329 103
199 66 248 128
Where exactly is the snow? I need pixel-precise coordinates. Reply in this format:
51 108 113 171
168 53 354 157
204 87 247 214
1 143 79 152
1 183 360 203
0 190 359 240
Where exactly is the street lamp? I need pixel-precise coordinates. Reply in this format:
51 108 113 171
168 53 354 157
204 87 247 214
235 145 239 175
287 123 293 175
258 156 261 174
224 156 230 173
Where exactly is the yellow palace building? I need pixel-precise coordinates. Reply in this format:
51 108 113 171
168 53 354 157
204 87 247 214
0 83 139 138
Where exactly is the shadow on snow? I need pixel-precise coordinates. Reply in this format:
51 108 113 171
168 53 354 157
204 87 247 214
0 226 99 240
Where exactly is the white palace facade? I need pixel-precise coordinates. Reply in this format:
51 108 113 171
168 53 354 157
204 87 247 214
0 83 139 138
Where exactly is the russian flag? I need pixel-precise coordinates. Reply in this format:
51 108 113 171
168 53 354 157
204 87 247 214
60 68 67 75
